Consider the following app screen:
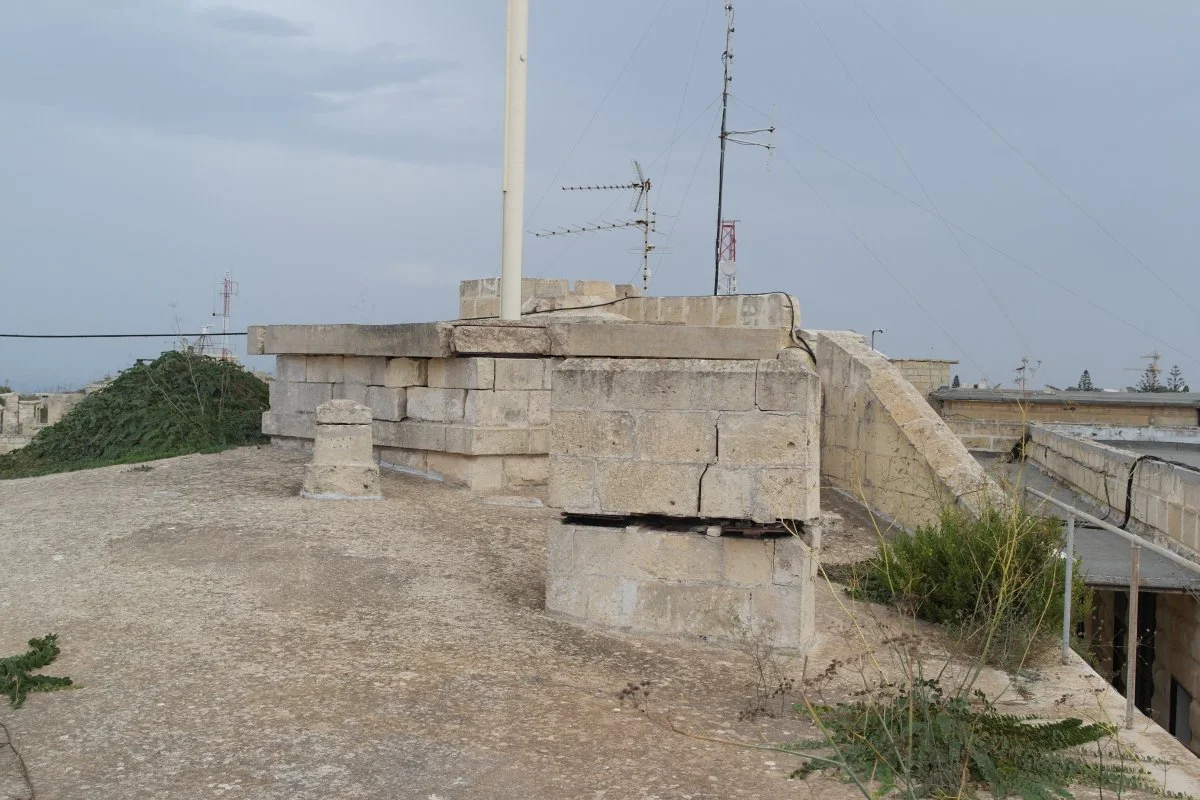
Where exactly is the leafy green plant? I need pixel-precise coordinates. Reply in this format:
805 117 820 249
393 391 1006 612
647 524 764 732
793 678 1153 799
828 506 1088 670
1 634 73 708
0 351 268 479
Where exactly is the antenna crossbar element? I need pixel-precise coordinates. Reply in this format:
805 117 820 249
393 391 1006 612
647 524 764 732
534 160 659 292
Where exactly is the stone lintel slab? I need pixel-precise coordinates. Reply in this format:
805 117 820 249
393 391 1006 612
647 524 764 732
546 322 784 360
254 323 454 357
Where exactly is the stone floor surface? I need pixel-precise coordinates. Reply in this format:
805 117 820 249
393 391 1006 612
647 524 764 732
1 447 1198 799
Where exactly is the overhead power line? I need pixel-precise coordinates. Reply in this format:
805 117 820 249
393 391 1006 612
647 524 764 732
798 0 1033 356
777 153 990 378
0 333 249 339
736 95 1200 368
850 0 1200 323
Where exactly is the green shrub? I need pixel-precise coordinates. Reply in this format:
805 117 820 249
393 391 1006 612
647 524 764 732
0 352 268 479
1 634 72 708
834 506 1088 669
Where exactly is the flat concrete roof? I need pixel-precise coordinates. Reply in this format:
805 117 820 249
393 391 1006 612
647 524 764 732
976 453 1200 592
934 388 1200 408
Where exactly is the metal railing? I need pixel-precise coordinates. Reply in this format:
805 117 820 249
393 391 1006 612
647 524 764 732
1028 487 1200 729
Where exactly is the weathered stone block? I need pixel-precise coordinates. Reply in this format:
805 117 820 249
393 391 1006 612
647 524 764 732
315 398 373 425
306 355 345 383
503 455 549 487
573 280 616 296
365 386 407 421
428 357 495 389
547 323 782 360
756 360 819 413
718 412 814 466
384 357 427 388
342 356 388 385
444 426 531 455
313 422 374 463
451 325 552 355
699 466 756 520
464 390 530 427
553 358 756 411
301 464 381 500
721 538 775 586
333 382 368 405
528 390 551 426
636 411 716 463
494 358 545 390
758 468 821 520
542 358 562 390
628 583 751 637
596 461 703 516
262 411 315 439
632 531 723 583
427 452 504 491
773 534 819 586
260 323 453 358
529 428 550 453
549 456 599 511
276 354 307 382
407 387 466 422
269 380 333 414
377 447 427 473
373 420 447 451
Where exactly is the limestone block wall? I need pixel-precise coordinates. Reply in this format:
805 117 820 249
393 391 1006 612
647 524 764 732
459 278 641 318
940 397 1198 427
546 521 818 649
549 358 821 523
890 359 956 398
263 354 554 491
458 280 800 334
1152 593 1200 754
943 417 1026 453
1027 425 1200 553
610 293 800 330
809 330 1002 529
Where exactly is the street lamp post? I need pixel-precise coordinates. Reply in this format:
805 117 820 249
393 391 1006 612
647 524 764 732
871 329 885 351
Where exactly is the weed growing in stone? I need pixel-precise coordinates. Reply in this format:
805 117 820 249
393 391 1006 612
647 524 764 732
1 634 72 709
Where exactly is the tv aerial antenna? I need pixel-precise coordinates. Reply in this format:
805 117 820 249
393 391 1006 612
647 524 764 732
534 160 663 292
713 1 775 295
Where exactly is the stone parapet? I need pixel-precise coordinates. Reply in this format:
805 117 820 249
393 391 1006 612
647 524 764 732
549 358 820 523
809 330 1002 529
546 521 818 650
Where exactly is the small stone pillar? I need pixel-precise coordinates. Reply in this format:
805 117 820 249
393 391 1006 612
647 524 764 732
301 400 382 500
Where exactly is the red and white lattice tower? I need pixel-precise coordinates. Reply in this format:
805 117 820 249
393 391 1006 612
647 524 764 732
718 220 738 294
215 272 239 361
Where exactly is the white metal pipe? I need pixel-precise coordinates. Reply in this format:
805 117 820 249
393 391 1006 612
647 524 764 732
499 0 529 321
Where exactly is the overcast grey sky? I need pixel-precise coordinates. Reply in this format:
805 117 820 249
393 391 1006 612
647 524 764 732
2 0 1198 391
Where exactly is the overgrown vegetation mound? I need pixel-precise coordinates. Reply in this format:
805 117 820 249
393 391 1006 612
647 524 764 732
0 352 268 478
830 507 1088 669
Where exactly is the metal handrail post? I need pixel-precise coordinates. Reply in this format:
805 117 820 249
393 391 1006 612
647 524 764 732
1062 514 1075 665
1125 544 1141 730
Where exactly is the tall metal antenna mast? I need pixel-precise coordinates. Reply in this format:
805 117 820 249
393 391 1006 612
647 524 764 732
534 161 662 292
713 2 774 295
212 272 239 361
